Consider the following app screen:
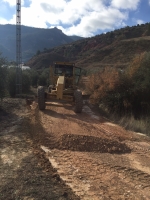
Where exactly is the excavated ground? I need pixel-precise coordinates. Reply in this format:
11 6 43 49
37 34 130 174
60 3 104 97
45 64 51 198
1 98 150 200
0 99 80 200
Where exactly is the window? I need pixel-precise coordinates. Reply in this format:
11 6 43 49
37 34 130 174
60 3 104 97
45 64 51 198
54 64 73 76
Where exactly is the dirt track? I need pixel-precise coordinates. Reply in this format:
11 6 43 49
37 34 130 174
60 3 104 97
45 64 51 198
0 99 80 200
1 98 150 199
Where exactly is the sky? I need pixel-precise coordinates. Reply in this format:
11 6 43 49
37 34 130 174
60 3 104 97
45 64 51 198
0 0 150 37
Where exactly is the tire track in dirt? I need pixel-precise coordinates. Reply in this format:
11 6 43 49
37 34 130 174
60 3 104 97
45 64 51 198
41 147 150 200
34 102 150 199
0 99 80 200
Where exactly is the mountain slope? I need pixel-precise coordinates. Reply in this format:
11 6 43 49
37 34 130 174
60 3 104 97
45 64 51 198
0 24 83 61
26 22 150 71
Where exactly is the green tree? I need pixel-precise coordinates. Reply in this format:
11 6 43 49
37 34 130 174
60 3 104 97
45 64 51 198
7 67 16 97
132 52 150 102
147 23 150 36
38 68 50 86
38 74 47 86
0 53 7 100
30 69 39 87
8 68 32 97
0 67 8 99
22 70 31 93
100 52 150 116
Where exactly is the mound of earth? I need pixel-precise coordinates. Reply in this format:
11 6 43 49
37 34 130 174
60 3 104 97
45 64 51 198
60 134 131 154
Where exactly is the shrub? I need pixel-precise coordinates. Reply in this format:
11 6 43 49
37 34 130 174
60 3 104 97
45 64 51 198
38 68 50 86
22 70 31 93
147 23 150 36
30 69 39 87
88 51 150 117
38 74 47 86
0 66 8 99
131 52 150 116
8 68 31 97
0 53 7 100
7 68 16 97
89 67 119 104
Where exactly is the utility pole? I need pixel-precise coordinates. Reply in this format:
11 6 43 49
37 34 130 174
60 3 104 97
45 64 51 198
16 0 22 95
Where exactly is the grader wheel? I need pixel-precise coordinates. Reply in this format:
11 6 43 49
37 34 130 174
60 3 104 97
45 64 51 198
74 90 83 113
37 86 45 110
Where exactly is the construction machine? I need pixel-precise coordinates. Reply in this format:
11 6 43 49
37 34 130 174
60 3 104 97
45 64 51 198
37 61 83 113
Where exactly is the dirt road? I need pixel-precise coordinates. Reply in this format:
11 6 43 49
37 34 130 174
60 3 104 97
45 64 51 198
29 100 150 199
1 98 150 200
0 99 80 200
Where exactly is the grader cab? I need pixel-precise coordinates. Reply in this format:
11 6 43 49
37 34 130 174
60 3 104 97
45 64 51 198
37 62 83 113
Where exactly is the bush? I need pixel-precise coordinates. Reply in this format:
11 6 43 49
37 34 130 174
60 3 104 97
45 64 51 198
38 68 50 86
0 66 8 99
0 53 7 99
7 68 16 97
89 67 119 104
30 69 39 87
131 52 150 116
147 23 150 36
88 52 150 118
8 68 31 97
22 70 31 93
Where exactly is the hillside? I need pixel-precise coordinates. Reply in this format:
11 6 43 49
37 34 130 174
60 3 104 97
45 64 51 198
26 22 150 72
0 24 82 62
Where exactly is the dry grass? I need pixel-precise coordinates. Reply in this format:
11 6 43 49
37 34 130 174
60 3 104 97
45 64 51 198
126 52 145 78
118 115 150 136
98 104 150 137
88 66 119 104
122 36 150 42
87 53 150 137
107 112 150 137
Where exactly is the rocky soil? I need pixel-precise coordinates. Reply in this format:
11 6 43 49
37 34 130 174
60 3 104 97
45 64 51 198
0 98 150 200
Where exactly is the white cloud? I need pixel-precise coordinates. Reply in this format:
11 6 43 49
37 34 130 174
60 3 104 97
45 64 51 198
0 17 9 24
59 8 127 37
0 0 141 37
149 0 150 5
137 19 145 24
2 0 24 7
2 0 16 6
111 0 140 10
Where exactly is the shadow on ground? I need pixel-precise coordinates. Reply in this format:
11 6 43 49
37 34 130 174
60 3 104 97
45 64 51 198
0 152 80 200
26 109 131 154
0 113 80 200
43 105 106 125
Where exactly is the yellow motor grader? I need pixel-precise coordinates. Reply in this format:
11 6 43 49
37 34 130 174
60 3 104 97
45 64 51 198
37 61 83 113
